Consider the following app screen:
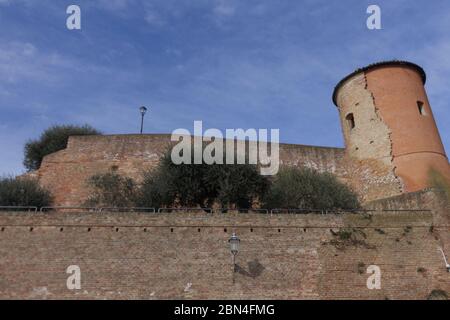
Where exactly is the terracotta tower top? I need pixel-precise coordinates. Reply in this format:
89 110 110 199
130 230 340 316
333 60 449 193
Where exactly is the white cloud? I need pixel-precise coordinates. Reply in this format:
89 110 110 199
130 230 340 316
0 0 36 6
0 42 40 83
0 41 76 85
96 0 133 11
140 0 239 27
213 0 236 17
144 10 166 27
0 41 119 86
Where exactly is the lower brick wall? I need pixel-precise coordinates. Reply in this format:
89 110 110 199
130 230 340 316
0 206 448 300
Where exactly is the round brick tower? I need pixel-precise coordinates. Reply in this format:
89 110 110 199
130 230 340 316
333 60 450 193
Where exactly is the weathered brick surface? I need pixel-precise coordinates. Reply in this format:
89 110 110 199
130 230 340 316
334 63 450 194
334 73 403 201
34 134 406 206
36 134 347 206
335 73 393 166
0 190 448 300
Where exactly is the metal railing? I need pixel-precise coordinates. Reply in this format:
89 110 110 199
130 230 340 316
0 206 38 212
157 207 212 213
40 206 157 213
271 208 326 214
40 206 98 212
0 206 432 214
214 208 269 214
99 207 156 213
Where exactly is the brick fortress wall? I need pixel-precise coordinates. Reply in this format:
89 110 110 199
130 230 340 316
0 189 448 299
33 134 404 206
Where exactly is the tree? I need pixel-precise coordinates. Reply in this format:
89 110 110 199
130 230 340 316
24 124 101 171
135 168 177 209
0 176 52 208
213 164 270 209
136 150 270 209
263 167 360 211
86 171 136 208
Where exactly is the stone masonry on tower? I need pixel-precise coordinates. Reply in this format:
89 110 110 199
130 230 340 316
333 61 450 193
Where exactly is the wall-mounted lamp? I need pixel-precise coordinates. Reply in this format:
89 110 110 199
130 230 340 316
439 247 450 272
228 232 240 273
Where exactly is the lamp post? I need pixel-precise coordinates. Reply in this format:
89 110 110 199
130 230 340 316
139 106 147 134
439 247 450 272
228 232 240 277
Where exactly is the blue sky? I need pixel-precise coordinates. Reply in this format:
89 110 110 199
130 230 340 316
0 0 449 174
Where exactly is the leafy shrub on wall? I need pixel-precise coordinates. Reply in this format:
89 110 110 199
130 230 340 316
86 171 136 208
0 176 52 208
135 151 270 209
24 124 101 171
428 168 450 206
262 167 360 210
85 152 359 211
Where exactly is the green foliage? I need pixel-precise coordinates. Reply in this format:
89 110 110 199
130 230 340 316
136 167 177 209
428 168 450 206
86 171 136 208
417 267 426 273
24 124 101 171
136 150 270 209
335 229 354 241
263 167 360 210
85 152 359 212
214 164 270 209
328 228 374 250
427 289 448 300
357 262 365 274
0 176 52 208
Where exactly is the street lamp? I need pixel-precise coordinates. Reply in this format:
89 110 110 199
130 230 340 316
439 247 450 272
228 232 240 272
139 106 148 134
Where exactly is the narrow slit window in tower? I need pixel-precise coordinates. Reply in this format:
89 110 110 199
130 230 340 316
417 101 426 116
346 113 355 130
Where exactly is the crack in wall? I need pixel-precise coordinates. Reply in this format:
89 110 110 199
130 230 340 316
362 71 405 194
